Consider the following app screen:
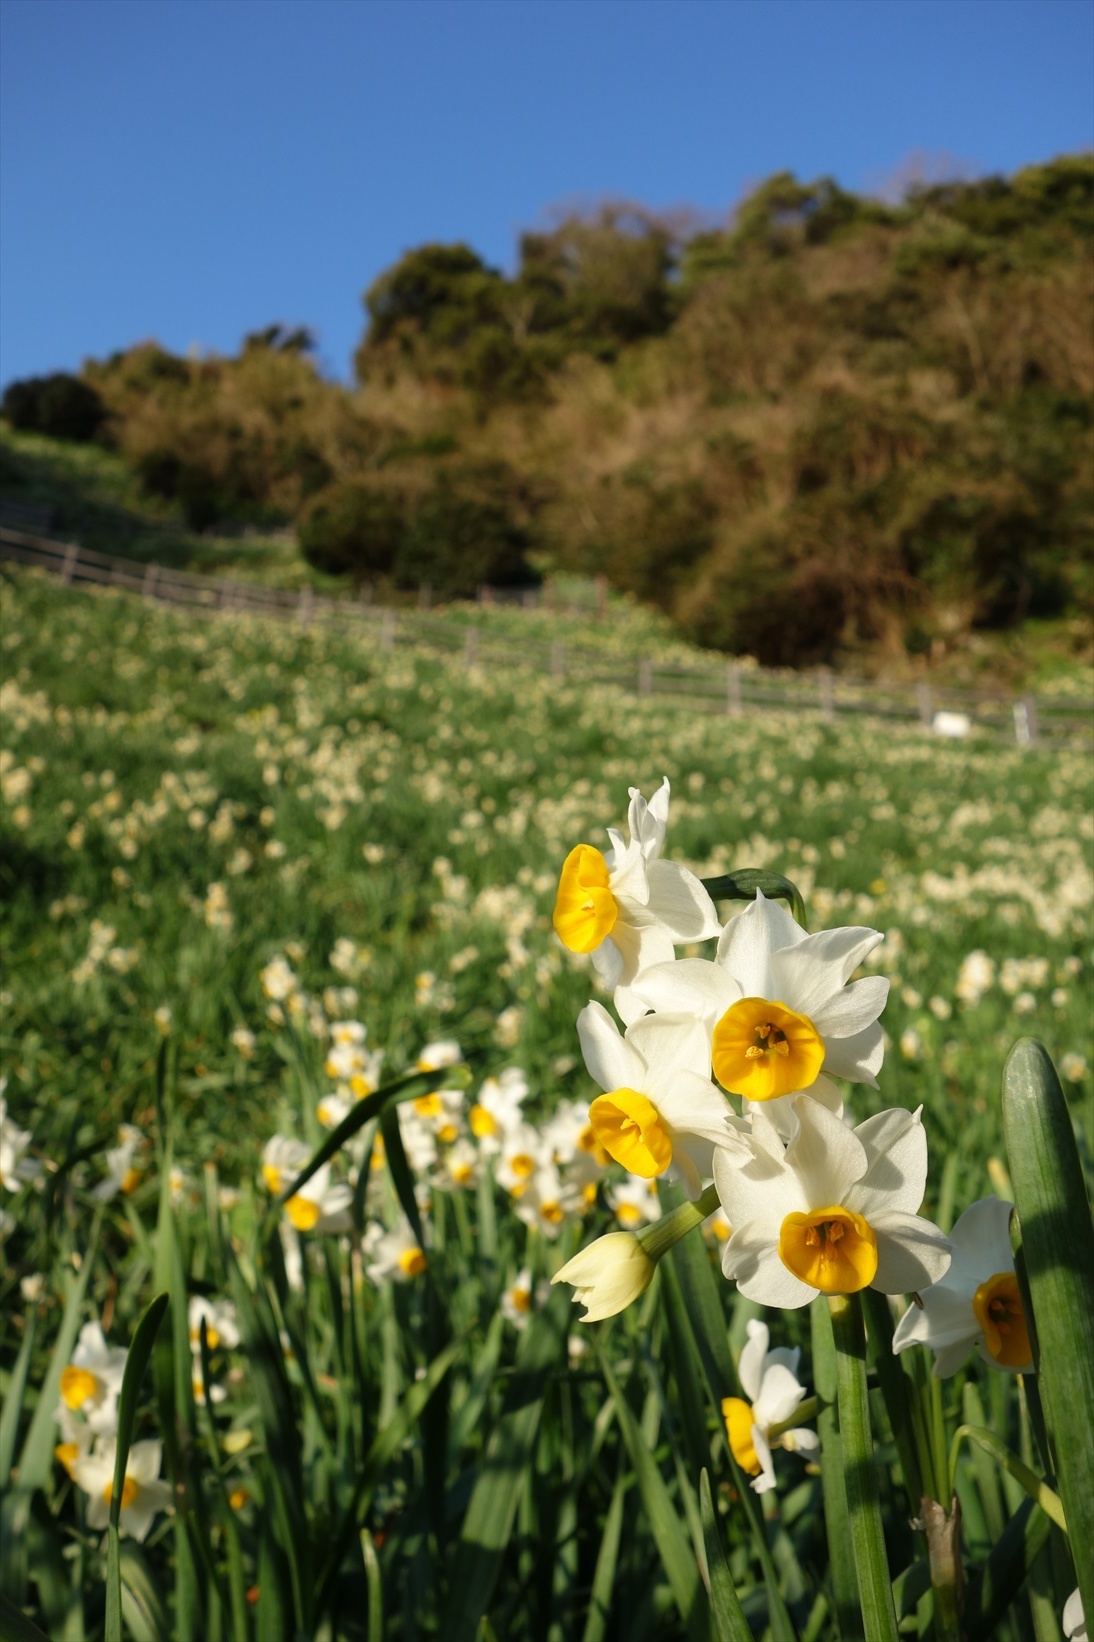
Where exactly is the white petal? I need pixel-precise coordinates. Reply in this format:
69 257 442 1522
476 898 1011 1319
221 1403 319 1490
609 837 651 905
660 1073 739 1148
607 923 678 1009
771 924 884 1008
628 778 670 860
712 1134 804 1231
934 1337 980 1378
645 860 722 942
809 976 891 1041
755 1363 807 1428
892 1288 979 1357
738 1319 770 1402
820 1020 886 1086
782 1426 819 1455
577 1003 644 1093
750 1424 777 1492
667 1140 705 1200
946 1197 1016 1285
716 891 805 996
870 1212 953 1294
748 1075 844 1140
846 1107 928 1219
784 1096 869 1211
723 1223 817 1308
590 937 626 994
628 958 739 1030
628 1013 711 1088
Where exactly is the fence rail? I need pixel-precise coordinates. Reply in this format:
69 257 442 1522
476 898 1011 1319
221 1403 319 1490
3 527 1091 749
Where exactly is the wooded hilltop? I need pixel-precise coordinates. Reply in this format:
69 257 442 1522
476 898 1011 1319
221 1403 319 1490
4 157 1092 671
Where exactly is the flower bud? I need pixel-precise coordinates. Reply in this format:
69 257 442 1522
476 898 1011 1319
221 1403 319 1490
551 1231 655 1322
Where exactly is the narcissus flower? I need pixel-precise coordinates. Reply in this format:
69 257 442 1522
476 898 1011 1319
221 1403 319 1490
1064 1589 1087 1642
363 1217 428 1283
57 1322 128 1435
578 1002 739 1199
552 1231 655 1322
281 1163 353 1234
553 780 721 1022
72 1438 173 1542
722 1320 818 1493
713 1098 952 1308
892 1197 1032 1376
631 891 889 1102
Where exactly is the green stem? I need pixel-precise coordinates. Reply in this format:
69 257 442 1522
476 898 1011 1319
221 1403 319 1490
637 1183 720 1263
810 1298 863 1642
829 1292 900 1642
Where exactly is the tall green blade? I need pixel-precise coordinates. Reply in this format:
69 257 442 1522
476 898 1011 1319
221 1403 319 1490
1001 1038 1094 1624
699 1469 755 1642
105 1293 169 1642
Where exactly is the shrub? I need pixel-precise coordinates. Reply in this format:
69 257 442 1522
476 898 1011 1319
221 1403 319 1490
394 466 539 596
1 373 106 442
297 482 408 579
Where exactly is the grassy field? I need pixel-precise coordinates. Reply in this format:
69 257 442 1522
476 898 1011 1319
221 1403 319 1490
1 564 1091 1640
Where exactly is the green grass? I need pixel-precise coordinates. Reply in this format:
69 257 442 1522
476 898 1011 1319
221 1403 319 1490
1 565 1091 1639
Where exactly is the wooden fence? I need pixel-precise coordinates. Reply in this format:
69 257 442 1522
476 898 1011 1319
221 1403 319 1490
2 527 1090 749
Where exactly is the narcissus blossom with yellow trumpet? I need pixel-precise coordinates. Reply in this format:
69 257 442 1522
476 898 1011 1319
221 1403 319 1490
892 1196 1032 1376
553 780 721 1023
551 1231 656 1322
722 1320 818 1494
577 1001 740 1199
629 891 888 1110
72 1438 173 1542
712 1097 952 1308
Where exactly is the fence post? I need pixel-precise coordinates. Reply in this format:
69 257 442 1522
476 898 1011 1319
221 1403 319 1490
142 562 159 603
419 583 432 610
297 585 314 625
359 581 373 608
381 609 396 649
818 668 835 725
638 657 653 698
464 627 480 667
551 642 566 680
596 574 608 618
916 681 933 727
725 663 742 716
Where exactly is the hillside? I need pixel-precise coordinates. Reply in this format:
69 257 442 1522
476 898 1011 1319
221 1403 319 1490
3 157 1092 680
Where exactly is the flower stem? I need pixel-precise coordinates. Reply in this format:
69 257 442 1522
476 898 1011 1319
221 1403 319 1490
637 1182 720 1264
828 1292 900 1642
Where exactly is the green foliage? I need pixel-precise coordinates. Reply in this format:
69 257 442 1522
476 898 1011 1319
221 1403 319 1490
394 463 539 596
2 372 106 443
297 481 408 579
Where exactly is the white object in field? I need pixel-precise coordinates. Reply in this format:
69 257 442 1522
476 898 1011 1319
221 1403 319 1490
932 711 971 738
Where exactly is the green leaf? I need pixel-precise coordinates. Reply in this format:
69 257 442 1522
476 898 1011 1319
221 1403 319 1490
596 1341 711 1642
379 1102 426 1252
580 1457 626 1642
700 870 807 929
105 1293 169 1642
360 1530 383 1641
809 1297 862 1642
0 1309 36 1486
0 1591 51 1642
948 1425 1065 1532
119 1542 171 1642
1001 1038 1094 1624
446 1290 569 1641
699 1469 754 1642
16 1212 101 1492
962 1497 1054 1642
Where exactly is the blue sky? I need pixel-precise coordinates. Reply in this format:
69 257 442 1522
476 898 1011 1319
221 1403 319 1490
2 0 1091 388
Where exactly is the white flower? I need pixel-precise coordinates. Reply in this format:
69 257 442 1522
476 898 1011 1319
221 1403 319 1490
552 1231 655 1322
56 1322 129 1435
260 1134 311 1196
260 956 298 1001
468 1068 528 1152
1064 1588 1087 1642
0 1095 42 1191
282 1163 353 1235
417 1039 462 1073
552 779 721 1022
721 1320 819 1493
188 1297 240 1355
511 1166 582 1239
630 890 889 1108
363 1217 428 1283
230 1025 256 1059
713 1098 952 1308
892 1197 1031 1377
500 1266 544 1329
578 1002 739 1200
72 1438 173 1542
607 1173 661 1229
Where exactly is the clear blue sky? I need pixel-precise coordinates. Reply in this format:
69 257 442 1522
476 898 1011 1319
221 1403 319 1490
2 0 1091 388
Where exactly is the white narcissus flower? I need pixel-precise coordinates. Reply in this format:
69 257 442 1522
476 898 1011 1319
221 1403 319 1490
416 1039 462 1073
282 1162 353 1235
721 1320 819 1493
72 1438 173 1542
578 1002 740 1200
511 1166 583 1239
607 1172 661 1230
260 1134 312 1196
0 1094 43 1191
188 1297 240 1355
552 1231 655 1322
363 1217 428 1284
631 891 889 1105
552 780 721 1023
500 1266 547 1330
57 1322 129 1435
468 1068 529 1153
713 1097 952 1308
892 1197 1032 1377
1064 1588 1087 1642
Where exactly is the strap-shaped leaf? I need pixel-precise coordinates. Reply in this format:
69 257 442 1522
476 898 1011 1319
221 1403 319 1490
699 1469 754 1642
1001 1038 1094 1624
700 870 807 929
105 1293 169 1642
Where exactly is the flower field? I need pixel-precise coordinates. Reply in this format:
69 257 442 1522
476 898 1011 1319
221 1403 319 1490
1 564 1091 1642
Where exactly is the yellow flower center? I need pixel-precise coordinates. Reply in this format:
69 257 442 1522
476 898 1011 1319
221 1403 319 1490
229 1487 250 1510
55 1442 80 1478
261 1164 282 1193
712 998 826 1101
103 1476 140 1509
349 1074 375 1099
973 1272 1030 1367
553 845 618 953
438 1122 459 1145
285 1195 322 1232
589 1089 673 1179
540 1201 565 1225
398 1248 427 1278
470 1104 497 1137
121 1167 142 1196
722 1397 761 1474
190 1324 221 1351
511 1285 532 1313
60 1365 101 1409
452 1162 473 1184
509 1152 537 1178
778 1206 878 1293
414 1093 444 1118
582 1181 598 1205
616 1202 642 1227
